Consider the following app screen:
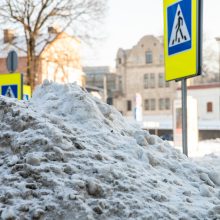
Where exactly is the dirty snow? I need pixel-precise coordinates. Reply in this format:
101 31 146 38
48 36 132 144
0 81 220 220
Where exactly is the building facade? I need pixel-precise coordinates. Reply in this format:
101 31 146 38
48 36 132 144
114 35 220 140
83 66 122 104
114 35 176 135
0 29 85 89
177 83 220 140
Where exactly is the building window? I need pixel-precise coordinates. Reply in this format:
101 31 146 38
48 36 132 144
144 99 150 110
165 81 170 87
127 100 132 111
144 74 149 89
144 99 156 111
159 98 164 110
118 76 123 92
159 54 164 64
144 73 155 89
118 58 122 64
165 98 170 110
145 50 153 64
151 99 156 110
159 98 170 110
150 73 155 88
158 73 164 88
158 73 169 88
207 102 213 112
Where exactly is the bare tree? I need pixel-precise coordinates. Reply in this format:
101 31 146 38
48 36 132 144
0 0 107 89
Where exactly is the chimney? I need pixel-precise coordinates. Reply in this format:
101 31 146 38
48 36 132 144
4 29 15 43
48 26 59 34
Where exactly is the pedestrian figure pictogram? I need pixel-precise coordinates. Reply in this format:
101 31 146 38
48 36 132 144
174 10 187 44
169 4 190 48
2 85 18 98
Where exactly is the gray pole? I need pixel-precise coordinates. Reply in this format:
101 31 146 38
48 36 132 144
219 42 220 121
181 78 188 156
215 37 220 82
103 74 107 103
218 40 220 121
218 40 220 82
219 41 220 82
216 38 220 121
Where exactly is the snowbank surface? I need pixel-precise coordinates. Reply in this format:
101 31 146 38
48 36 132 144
0 81 220 220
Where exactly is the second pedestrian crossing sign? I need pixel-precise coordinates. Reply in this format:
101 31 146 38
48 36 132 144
164 0 202 81
0 73 23 100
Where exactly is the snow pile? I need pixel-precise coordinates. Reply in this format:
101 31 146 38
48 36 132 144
0 81 220 220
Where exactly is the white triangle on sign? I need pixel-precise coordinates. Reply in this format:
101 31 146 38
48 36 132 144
5 86 16 98
169 4 191 47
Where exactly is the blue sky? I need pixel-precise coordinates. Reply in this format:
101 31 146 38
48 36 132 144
82 0 220 67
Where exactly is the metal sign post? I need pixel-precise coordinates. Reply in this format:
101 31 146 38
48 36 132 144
181 78 188 156
164 0 203 156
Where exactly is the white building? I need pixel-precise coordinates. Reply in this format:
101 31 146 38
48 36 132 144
114 35 220 140
114 35 176 138
177 83 220 139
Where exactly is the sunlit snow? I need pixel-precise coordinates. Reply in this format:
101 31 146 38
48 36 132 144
0 81 219 220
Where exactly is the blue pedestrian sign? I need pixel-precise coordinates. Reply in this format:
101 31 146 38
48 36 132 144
167 0 192 56
2 85 18 98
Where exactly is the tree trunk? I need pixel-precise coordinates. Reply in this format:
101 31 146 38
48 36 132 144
26 37 38 91
32 57 40 90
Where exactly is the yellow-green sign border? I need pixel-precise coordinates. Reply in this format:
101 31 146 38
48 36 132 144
0 73 23 100
163 0 203 81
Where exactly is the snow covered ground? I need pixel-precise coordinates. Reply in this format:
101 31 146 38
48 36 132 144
169 139 220 158
170 139 220 175
0 81 220 220
192 139 220 191
192 139 220 158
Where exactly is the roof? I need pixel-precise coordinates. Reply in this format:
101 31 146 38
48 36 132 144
116 35 163 58
187 83 220 90
177 83 220 90
0 32 78 58
83 66 115 75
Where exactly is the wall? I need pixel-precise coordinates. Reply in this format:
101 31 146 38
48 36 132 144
0 33 85 88
115 35 176 117
41 33 84 87
0 56 28 81
177 84 220 121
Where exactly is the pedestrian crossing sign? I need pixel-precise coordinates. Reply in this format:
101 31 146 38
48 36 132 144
2 85 18 98
164 0 202 81
168 2 191 55
0 73 23 100
23 85 32 100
